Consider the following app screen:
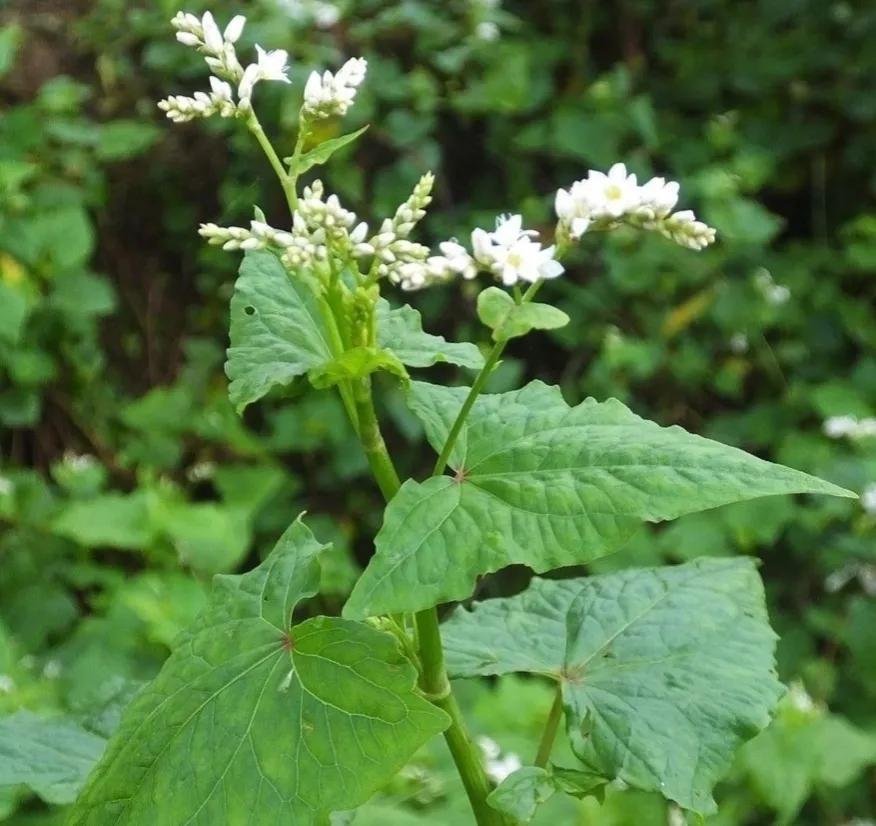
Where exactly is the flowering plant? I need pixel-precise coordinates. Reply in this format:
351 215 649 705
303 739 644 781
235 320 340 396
68 12 854 825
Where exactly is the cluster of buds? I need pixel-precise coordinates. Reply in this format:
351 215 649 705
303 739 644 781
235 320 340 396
171 11 246 81
161 12 290 122
555 163 716 251
302 57 368 119
158 76 237 123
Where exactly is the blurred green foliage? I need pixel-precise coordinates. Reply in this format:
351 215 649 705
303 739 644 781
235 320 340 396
1 0 875 822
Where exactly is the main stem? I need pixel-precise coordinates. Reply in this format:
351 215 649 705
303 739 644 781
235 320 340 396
351 378 504 826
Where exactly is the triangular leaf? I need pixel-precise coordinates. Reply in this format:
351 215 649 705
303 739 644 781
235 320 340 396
0 711 106 805
226 250 332 413
308 345 409 390
69 518 448 825
477 287 569 341
443 557 785 814
376 299 484 370
344 381 852 616
288 126 369 175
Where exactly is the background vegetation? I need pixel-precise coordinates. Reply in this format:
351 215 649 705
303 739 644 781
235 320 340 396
1 0 875 822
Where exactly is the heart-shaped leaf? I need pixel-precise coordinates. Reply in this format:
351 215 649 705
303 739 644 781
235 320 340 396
69 518 448 825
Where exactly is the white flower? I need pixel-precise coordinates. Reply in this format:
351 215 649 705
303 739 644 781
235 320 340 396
475 21 500 41
473 214 564 286
223 14 246 44
636 176 679 222
238 45 291 105
302 57 368 119
729 332 749 354
824 415 859 438
200 11 223 53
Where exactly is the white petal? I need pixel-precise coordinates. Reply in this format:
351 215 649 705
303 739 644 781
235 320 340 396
201 11 224 53
224 15 246 44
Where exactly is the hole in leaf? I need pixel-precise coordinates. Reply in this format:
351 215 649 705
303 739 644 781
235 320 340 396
244 305 256 316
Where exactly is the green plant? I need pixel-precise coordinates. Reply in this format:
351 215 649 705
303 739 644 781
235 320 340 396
46 10 858 825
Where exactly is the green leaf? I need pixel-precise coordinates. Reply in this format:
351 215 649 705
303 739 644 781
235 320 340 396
51 492 156 551
487 765 606 822
96 121 161 162
344 381 852 616
288 127 369 175
309 345 409 389
477 287 570 341
376 299 484 370
0 711 106 805
444 558 782 813
226 250 332 413
69 518 448 825
735 690 876 824
443 558 784 814
0 281 29 345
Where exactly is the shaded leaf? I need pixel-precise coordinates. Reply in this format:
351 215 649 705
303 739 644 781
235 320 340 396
309 345 409 389
0 711 106 805
226 251 332 413
376 299 484 370
487 765 606 822
443 557 784 814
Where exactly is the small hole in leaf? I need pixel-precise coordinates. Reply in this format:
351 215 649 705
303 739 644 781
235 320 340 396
244 305 256 316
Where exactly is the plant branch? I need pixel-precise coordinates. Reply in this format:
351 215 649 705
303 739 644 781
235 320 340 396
247 112 298 212
432 279 543 476
534 683 564 768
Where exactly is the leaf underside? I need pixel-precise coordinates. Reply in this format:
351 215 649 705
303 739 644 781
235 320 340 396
443 557 785 814
344 380 852 617
68 518 448 825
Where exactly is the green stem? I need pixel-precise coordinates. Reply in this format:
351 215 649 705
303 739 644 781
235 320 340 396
534 684 563 768
432 279 543 476
247 113 298 212
351 381 505 826
432 339 506 475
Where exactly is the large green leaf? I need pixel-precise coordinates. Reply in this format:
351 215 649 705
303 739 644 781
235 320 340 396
226 250 333 413
69 518 448 825
0 711 106 805
443 557 784 814
376 300 484 370
344 381 852 616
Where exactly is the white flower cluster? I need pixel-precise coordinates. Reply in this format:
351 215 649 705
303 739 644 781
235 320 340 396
302 57 368 119
555 163 716 250
367 212 563 292
823 415 876 439
200 181 367 270
159 11 290 123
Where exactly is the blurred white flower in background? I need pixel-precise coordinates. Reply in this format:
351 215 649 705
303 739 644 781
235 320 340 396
729 332 749 354
278 0 342 28
476 736 522 783
755 268 790 305
823 415 876 439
